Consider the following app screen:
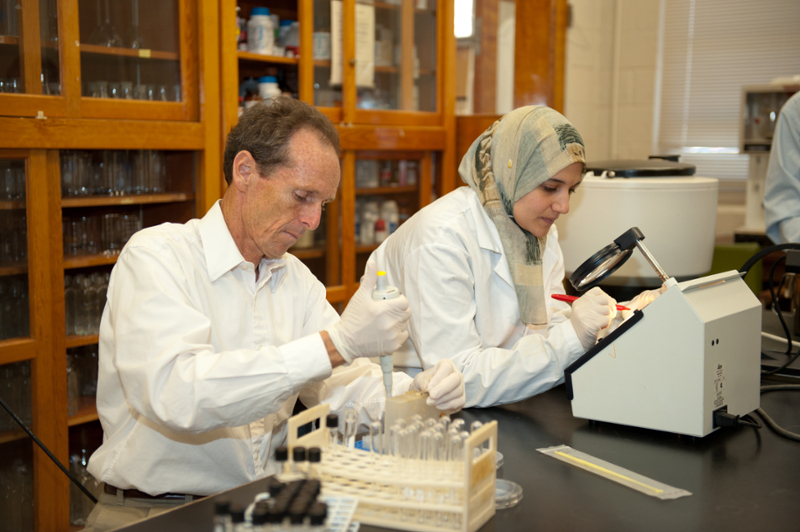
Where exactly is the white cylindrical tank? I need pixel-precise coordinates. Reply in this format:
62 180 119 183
556 160 719 287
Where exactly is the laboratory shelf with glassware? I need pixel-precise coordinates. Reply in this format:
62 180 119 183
0 0 222 528
221 0 456 304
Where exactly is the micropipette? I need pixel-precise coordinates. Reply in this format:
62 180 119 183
372 269 400 398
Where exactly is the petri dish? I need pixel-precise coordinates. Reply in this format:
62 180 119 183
495 479 523 509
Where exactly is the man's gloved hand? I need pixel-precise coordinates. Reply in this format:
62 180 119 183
325 262 411 364
411 359 466 412
569 286 617 351
625 285 667 312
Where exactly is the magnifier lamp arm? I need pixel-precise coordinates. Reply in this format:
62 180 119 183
634 240 670 282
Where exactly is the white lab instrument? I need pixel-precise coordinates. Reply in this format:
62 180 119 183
557 159 718 287
564 228 761 437
373 270 399 398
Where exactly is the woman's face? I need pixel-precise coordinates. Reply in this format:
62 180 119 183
512 162 583 237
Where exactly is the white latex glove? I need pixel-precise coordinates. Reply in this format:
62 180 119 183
625 285 667 312
411 359 466 412
569 286 617 352
325 262 411 364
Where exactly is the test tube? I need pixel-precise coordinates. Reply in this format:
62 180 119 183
344 409 357 449
369 421 383 454
307 447 321 479
398 429 409 458
292 446 307 475
440 414 451 432
275 446 290 475
450 419 465 433
470 421 483 433
326 413 339 449
389 424 402 456
450 435 463 461
407 424 419 459
433 432 445 462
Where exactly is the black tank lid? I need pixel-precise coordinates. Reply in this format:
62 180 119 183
585 158 696 177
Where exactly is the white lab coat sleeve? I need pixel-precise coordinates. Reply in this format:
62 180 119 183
402 242 584 409
297 285 414 433
106 242 334 434
765 93 800 244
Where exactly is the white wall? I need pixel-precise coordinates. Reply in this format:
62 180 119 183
564 0 660 161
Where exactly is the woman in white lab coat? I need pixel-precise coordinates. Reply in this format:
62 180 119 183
369 106 660 408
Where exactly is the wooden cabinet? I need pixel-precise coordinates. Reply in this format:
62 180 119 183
0 1 220 530
221 0 456 303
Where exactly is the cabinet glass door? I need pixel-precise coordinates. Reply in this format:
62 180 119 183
313 0 341 109
0 158 29 342
0 0 61 96
352 0 437 112
78 0 184 108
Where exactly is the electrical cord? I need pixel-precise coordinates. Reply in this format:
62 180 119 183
0 394 99 504
755 384 800 442
738 245 800 376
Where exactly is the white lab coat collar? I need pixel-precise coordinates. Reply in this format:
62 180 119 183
463 188 514 288
198 201 286 284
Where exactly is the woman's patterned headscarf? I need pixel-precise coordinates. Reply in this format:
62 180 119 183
458 106 585 325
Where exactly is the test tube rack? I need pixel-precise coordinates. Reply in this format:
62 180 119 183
286 402 497 532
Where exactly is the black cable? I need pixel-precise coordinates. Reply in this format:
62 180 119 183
0 394 99 504
755 384 800 442
756 254 800 375
738 413 762 429
739 243 800 278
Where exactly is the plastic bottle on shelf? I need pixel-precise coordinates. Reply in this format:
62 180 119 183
243 89 262 109
374 218 388 243
247 7 274 55
284 21 300 58
313 16 331 60
397 160 408 186
406 161 419 185
379 162 392 187
258 76 281 101
381 200 399 235
235 6 247 51
360 201 379 244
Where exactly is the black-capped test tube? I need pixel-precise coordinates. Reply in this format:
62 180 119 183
326 413 339 448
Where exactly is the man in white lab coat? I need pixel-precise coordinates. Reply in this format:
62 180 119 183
83 98 465 531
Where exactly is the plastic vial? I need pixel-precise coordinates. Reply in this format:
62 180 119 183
292 446 307 475
212 501 231 532
326 413 339 449
309 502 327 531
307 447 321 479
369 420 383 454
229 504 246 532
251 505 269 532
276 446 290 475
344 409 357 449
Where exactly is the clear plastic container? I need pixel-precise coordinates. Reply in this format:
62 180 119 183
257 76 281 101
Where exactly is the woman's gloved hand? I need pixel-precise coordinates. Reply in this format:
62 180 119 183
569 287 617 351
411 359 466 412
625 285 667 312
325 262 412 364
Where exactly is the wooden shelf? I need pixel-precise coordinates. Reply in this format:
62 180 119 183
314 60 332 68
65 335 99 349
289 247 326 259
356 185 417 195
0 35 19 46
375 65 399 74
419 69 435 76
356 244 380 254
0 264 27 276
61 192 194 208
0 426 26 445
374 2 401 10
80 43 179 61
238 51 298 65
0 200 25 210
63 254 118 269
67 397 98 427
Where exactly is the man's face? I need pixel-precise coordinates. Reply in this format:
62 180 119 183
239 129 340 260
